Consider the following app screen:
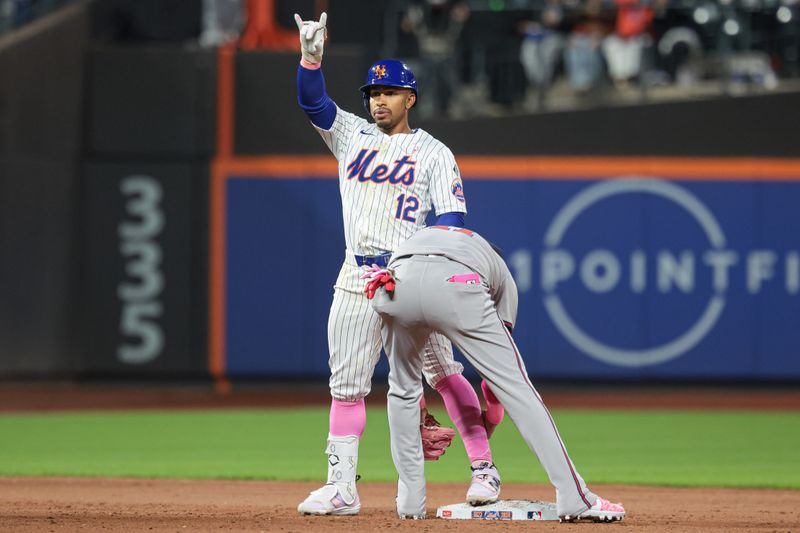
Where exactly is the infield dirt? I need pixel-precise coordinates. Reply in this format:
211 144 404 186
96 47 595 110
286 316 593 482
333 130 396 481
1 477 799 532
1 384 798 532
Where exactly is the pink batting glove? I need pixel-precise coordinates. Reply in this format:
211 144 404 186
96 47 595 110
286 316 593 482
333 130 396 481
362 267 396 300
359 264 385 280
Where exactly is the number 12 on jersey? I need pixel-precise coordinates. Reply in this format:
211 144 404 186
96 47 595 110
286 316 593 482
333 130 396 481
395 193 419 222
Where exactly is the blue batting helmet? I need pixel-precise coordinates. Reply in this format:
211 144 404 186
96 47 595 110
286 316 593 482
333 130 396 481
359 60 418 113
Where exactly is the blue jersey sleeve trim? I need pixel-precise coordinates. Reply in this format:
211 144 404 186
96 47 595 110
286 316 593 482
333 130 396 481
297 64 337 130
435 212 465 227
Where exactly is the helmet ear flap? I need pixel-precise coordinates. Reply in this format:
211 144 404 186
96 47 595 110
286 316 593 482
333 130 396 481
361 90 370 116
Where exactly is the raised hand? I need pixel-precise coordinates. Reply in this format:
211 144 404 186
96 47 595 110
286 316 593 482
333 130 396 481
294 12 327 65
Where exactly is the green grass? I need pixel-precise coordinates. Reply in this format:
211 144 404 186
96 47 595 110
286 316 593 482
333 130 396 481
0 408 797 489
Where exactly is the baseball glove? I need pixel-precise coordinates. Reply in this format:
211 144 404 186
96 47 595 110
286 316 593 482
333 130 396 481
421 412 455 461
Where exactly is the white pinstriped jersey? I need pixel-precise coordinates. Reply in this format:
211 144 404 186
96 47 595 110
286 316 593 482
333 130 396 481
314 105 467 256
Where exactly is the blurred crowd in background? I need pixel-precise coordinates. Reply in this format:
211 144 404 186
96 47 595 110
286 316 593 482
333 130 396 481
3 0 798 117
392 0 799 116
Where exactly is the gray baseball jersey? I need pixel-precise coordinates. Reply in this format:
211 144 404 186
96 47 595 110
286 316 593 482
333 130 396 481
372 226 597 518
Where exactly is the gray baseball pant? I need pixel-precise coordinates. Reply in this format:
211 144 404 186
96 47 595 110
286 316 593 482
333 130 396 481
372 255 597 517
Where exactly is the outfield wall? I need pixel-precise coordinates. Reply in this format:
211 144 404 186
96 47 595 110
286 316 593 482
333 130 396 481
213 157 800 380
0 2 90 375
2 34 800 381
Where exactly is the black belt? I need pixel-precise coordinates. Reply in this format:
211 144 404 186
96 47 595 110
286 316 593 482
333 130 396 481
354 252 392 268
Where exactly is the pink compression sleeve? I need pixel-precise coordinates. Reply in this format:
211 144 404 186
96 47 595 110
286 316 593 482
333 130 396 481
481 380 505 425
435 374 491 462
329 399 366 438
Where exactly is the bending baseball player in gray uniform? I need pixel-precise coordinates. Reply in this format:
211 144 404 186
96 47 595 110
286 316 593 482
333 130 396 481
366 225 626 522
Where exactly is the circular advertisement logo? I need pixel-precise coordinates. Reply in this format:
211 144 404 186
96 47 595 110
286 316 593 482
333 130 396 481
543 178 727 367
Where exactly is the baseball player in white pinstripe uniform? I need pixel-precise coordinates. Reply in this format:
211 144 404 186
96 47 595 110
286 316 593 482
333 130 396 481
294 13 500 515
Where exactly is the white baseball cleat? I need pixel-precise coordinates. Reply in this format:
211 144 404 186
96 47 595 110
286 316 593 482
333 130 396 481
297 483 361 516
466 460 501 505
559 496 626 523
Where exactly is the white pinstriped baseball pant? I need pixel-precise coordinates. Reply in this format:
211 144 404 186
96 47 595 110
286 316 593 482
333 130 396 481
327 260 463 401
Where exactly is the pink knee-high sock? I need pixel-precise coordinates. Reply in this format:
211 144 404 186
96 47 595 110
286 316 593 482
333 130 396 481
329 399 366 438
481 380 505 425
435 374 492 463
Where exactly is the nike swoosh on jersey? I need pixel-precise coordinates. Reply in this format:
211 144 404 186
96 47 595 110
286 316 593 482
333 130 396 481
359 129 374 135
